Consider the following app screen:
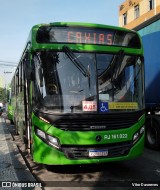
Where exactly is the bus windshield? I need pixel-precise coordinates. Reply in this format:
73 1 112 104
33 50 144 113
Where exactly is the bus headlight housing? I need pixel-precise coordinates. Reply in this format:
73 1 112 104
37 129 46 139
133 132 139 141
140 126 145 134
47 135 60 149
132 126 145 144
36 128 61 150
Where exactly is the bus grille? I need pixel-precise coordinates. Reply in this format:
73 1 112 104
62 141 132 160
54 112 142 131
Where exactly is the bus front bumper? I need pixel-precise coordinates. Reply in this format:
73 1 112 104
32 133 144 165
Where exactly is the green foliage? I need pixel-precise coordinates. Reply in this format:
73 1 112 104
0 87 6 103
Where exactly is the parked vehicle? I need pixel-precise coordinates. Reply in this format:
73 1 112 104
135 14 160 150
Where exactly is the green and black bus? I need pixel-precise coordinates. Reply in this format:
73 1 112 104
10 22 145 165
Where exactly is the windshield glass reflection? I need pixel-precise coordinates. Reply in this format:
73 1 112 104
33 51 144 113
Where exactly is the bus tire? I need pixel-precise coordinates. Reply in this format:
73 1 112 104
145 116 160 150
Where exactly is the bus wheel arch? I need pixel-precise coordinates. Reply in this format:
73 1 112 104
145 115 160 150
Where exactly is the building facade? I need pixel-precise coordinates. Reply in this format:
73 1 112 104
119 0 160 29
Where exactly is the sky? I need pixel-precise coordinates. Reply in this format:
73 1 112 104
0 0 125 88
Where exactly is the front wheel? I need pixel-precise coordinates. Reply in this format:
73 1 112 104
145 116 160 150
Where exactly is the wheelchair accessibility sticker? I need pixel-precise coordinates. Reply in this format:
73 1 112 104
99 102 109 113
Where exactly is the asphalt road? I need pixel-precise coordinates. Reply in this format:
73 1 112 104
3 116 160 190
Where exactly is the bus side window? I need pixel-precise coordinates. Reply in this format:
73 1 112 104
20 62 23 92
16 69 19 95
19 63 21 92
12 77 15 96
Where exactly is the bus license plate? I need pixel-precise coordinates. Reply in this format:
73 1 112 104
89 150 108 157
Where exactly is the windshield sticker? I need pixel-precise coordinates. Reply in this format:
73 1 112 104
99 94 109 101
82 101 97 112
99 102 109 113
109 102 138 109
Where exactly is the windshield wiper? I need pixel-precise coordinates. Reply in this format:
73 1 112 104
63 46 90 78
111 50 125 82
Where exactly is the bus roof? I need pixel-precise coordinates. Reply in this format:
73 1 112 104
31 22 136 33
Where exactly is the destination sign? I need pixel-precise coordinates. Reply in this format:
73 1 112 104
37 26 114 45
67 30 114 45
36 26 141 48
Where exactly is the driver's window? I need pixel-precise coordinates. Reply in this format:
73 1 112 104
33 54 46 97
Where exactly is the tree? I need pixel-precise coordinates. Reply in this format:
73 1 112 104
0 87 6 103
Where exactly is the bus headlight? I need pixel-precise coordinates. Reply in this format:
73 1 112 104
132 126 145 144
140 126 145 134
133 132 139 141
47 135 60 149
36 128 61 150
37 129 46 139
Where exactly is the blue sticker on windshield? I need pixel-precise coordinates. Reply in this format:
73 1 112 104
99 102 109 113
